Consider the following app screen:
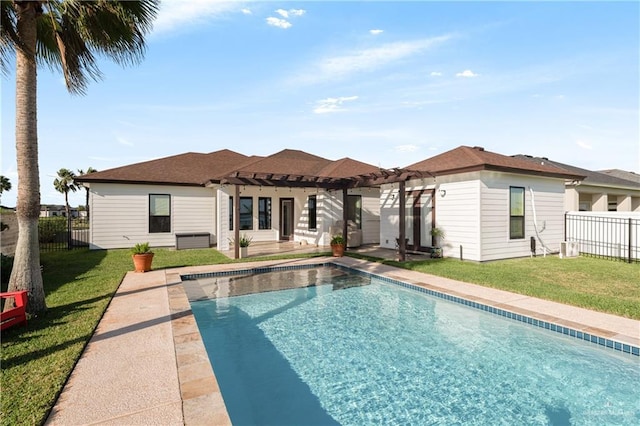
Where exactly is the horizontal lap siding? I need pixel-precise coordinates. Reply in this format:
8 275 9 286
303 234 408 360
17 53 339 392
480 173 565 261
90 183 215 249
436 179 481 261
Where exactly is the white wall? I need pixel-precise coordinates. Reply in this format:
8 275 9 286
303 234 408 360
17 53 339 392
89 183 216 249
478 172 565 261
380 171 567 262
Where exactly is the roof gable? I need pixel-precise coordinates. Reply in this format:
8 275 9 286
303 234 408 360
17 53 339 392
77 149 252 186
407 146 584 179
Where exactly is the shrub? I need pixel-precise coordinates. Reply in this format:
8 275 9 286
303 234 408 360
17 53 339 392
39 217 67 243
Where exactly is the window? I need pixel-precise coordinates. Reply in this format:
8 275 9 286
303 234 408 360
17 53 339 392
308 195 317 230
346 195 362 229
509 187 524 239
240 197 253 230
259 197 272 230
149 194 170 233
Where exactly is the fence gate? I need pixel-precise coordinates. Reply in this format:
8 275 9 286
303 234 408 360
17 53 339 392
565 213 639 263
39 216 89 252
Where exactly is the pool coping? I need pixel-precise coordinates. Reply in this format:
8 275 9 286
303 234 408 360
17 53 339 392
172 257 639 424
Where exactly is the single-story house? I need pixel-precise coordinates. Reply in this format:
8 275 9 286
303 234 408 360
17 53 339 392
77 145 585 262
379 146 585 262
514 156 640 212
76 149 385 254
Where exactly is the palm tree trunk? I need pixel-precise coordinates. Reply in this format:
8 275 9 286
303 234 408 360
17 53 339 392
7 1 46 314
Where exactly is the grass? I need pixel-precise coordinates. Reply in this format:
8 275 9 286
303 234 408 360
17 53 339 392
348 253 640 320
1 248 638 425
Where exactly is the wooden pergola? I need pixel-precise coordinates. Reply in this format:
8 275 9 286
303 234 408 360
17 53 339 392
215 168 432 261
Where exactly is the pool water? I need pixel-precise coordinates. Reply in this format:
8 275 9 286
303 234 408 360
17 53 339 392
189 267 640 425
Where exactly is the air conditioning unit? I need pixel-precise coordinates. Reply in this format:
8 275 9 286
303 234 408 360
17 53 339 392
560 241 579 258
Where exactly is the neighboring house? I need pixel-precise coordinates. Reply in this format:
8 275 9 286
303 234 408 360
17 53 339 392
40 204 81 218
378 146 584 262
76 149 383 251
514 156 640 212
598 169 640 185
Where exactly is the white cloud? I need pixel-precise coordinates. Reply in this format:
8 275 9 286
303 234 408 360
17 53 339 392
116 136 134 147
299 34 453 84
241 8 251 15
289 9 306 17
456 69 479 78
313 96 359 114
430 71 442 77
153 0 241 35
370 29 384 35
396 144 419 153
275 8 289 18
266 17 292 29
576 140 593 150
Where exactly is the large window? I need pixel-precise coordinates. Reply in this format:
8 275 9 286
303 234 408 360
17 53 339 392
149 194 170 233
240 197 253 230
346 195 362 229
509 187 525 239
230 196 255 230
259 197 272 230
308 195 317 230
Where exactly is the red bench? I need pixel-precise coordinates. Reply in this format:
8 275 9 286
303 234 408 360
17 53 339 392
0 290 28 331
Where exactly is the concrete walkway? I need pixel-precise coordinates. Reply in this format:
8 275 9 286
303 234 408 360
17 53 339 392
46 257 639 425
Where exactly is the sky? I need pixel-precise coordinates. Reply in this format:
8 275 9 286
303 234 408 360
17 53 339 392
1 0 639 208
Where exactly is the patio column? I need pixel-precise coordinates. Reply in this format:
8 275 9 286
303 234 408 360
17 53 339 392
398 181 406 261
342 187 348 249
234 184 240 259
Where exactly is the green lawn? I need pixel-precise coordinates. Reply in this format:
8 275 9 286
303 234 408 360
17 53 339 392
1 249 638 425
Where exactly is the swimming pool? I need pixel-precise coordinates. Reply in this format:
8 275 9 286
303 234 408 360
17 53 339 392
187 266 640 425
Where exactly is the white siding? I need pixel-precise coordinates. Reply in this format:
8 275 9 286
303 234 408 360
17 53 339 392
479 172 565 261
434 174 482 261
89 183 216 249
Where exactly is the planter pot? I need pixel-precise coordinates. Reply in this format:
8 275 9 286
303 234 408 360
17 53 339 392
331 244 345 257
239 247 248 259
430 247 443 258
132 253 154 272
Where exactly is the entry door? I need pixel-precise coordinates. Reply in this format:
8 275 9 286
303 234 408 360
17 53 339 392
280 198 294 240
405 190 433 251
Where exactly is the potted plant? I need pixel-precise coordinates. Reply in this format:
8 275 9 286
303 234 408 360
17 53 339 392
430 227 445 258
230 234 252 258
131 242 154 272
330 234 346 257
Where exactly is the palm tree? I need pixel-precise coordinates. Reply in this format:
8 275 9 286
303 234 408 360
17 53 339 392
0 175 11 199
54 168 77 218
77 167 97 220
1 1 158 313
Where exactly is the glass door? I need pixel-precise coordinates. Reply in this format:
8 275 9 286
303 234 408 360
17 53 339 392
279 198 294 240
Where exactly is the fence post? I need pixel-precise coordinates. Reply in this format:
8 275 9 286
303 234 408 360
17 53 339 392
629 218 633 264
67 215 72 250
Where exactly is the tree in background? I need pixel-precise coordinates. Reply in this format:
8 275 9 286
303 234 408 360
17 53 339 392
0 175 11 200
53 168 77 218
77 167 97 220
1 1 158 313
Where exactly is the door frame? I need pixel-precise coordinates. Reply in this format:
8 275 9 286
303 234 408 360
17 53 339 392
279 198 294 241
407 189 435 251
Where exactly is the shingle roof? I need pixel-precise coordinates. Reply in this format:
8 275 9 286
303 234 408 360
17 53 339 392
514 156 640 189
406 146 583 180
76 150 256 186
598 169 640 185
76 148 381 187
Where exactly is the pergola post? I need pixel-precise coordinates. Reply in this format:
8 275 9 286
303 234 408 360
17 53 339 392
398 181 406 261
234 184 240 259
342 187 349 249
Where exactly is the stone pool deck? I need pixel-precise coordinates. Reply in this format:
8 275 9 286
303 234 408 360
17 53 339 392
46 257 640 425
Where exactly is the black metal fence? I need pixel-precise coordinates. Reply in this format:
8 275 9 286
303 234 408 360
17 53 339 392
39 217 89 252
565 213 639 263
